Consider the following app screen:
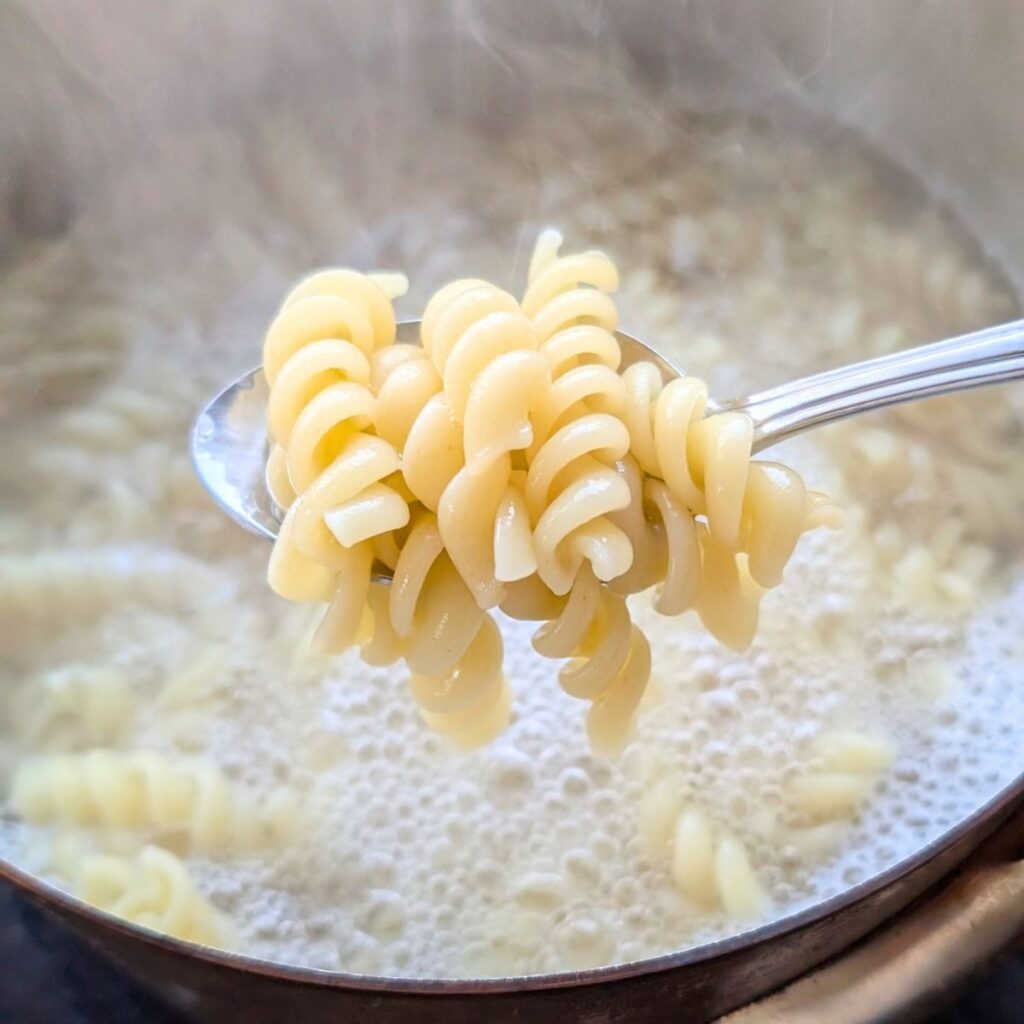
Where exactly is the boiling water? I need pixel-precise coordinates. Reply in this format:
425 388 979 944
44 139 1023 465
1 107 1022 978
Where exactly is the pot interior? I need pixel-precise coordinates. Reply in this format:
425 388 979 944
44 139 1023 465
0 0 1022 987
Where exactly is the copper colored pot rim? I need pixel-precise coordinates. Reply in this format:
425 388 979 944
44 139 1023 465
3 767 1022 996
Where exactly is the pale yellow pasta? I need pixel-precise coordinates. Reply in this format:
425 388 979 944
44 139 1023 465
788 731 895 820
419 279 548 606
0 549 222 621
387 511 511 746
638 786 769 920
371 343 442 451
607 455 700 615
74 844 232 947
12 665 132 750
263 268 411 653
259 231 835 750
620 359 839 649
521 230 632 597
505 567 649 754
10 750 264 853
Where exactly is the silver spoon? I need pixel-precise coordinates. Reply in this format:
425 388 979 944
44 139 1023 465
192 317 1024 554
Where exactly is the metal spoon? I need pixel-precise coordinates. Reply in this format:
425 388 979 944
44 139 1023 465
191 317 1024 552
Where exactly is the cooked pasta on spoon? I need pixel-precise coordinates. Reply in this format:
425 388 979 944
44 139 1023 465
262 231 840 751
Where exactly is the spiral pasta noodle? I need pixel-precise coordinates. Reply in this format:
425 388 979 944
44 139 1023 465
375 511 511 746
788 731 894 820
417 279 550 607
620 358 840 650
12 665 132 750
387 512 512 745
521 230 632 598
259 232 837 750
8 750 290 853
505 566 650 753
74 844 232 947
263 268 412 653
638 782 769 919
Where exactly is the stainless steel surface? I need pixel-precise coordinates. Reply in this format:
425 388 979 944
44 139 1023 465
721 816 1024 1024
732 318 1024 451
3 1 1024 1021
191 364 277 542
192 317 1024 545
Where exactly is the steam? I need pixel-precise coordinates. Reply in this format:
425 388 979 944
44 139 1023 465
0 0 1021 291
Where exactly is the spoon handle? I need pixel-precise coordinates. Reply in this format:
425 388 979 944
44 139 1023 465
727 318 1024 452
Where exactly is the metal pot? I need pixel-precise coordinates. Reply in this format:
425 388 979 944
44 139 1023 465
1 2 1021 1020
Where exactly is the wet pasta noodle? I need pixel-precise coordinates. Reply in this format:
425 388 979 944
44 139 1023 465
73 844 233 947
9 750 293 854
258 229 837 752
264 268 413 653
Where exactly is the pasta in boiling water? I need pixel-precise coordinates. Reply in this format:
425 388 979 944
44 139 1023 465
10 751 293 853
638 782 769 919
788 731 894 821
73 844 232 947
259 231 837 750
2 93 1018 978
12 665 133 750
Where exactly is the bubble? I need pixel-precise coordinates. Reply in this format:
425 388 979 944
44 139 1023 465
561 849 602 885
487 749 536 799
554 915 615 969
558 767 591 799
358 890 407 940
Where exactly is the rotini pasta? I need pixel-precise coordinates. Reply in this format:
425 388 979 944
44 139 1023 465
260 231 836 750
73 844 232 947
0 549 227 621
380 513 511 746
788 731 894 820
522 230 632 598
264 268 412 652
9 750 294 853
638 782 769 919
618 359 839 650
422 279 549 606
12 665 133 750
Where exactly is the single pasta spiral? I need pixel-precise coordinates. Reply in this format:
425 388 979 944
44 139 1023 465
10 750 259 853
412 279 550 608
12 665 132 750
521 229 633 597
75 845 232 947
788 731 894 820
376 511 511 747
620 359 840 649
504 566 649 754
605 454 700 615
0 549 224 622
638 782 769 919
263 268 411 652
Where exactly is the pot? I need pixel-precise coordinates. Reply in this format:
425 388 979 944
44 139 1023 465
1 2 1021 1020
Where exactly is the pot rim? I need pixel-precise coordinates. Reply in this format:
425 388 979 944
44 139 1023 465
3 767 1022 995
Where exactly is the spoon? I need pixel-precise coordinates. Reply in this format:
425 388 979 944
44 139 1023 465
192 317 1024 556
